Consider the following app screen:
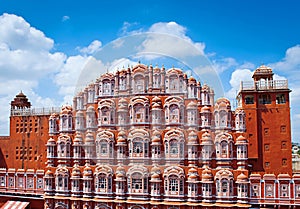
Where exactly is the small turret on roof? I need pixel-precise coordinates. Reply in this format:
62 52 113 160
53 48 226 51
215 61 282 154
11 91 31 109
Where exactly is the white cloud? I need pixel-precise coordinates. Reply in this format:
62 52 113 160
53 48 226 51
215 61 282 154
140 22 205 58
0 13 67 135
79 40 102 55
62 16 70 22
54 55 107 103
225 68 253 100
121 21 206 59
212 57 238 73
0 13 54 51
270 45 300 73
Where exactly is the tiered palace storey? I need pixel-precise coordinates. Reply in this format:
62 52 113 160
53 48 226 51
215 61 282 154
0 63 296 209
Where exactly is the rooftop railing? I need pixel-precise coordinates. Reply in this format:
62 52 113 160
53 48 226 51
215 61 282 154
240 80 288 91
11 107 61 116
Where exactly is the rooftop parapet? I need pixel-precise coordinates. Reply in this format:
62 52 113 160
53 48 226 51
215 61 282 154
239 79 288 92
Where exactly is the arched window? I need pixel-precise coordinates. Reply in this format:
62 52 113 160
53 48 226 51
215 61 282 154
215 133 233 159
57 135 71 159
153 74 161 88
100 107 110 124
219 110 227 128
55 167 69 193
134 104 144 123
169 104 179 123
119 76 127 90
98 99 115 126
164 167 185 197
128 129 150 160
165 138 184 159
164 129 185 160
221 141 228 157
134 75 144 93
103 80 112 95
95 172 112 194
127 166 149 195
215 169 234 198
129 137 149 158
130 97 150 124
170 75 178 92
96 131 114 160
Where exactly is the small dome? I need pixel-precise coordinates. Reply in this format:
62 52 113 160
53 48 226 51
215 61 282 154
16 91 26 98
254 65 273 74
187 101 197 109
237 173 248 181
45 169 54 177
117 131 126 143
152 96 161 103
152 102 161 109
152 129 161 136
85 132 94 143
152 137 160 143
188 76 196 83
83 165 93 177
201 106 211 112
118 131 126 137
73 133 83 143
116 165 125 173
189 174 198 180
201 169 213 180
87 105 95 112
201 132 212 142
202 84 210 91
116 172 125 178
47 138 56 145
215 98 231 107
278 173 291 179
151 173 160 179
76 110 84 116
235 107 245 114
151 166 161 174
72 166 81 177
236 135 247 145
60 105 72 115
188 167 198 173
119 98 128 104
50 113 58 119
188 131 198 144
117 136 126 144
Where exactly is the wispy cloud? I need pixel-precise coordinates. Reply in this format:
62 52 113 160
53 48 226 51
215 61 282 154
62 15 70 22
78 40 102 55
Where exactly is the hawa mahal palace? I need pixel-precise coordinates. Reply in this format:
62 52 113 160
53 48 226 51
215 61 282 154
0 63 296 209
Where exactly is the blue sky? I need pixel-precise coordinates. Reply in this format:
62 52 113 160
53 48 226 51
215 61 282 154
0 0 300 141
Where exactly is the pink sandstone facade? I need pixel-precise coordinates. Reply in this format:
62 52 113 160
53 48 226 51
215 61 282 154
0 63 295 209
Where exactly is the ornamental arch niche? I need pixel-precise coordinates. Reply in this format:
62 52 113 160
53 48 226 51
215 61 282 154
98 99 115 126
127 165 149 195
215 169 234 198
163 166 185 197
164 129 185 160
128 128 150 158
94 165 113 195
129 96 150 124
164 96 184 124
215 132 234 159
129 206 145 209
95 130 115 160
55 202 68 209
